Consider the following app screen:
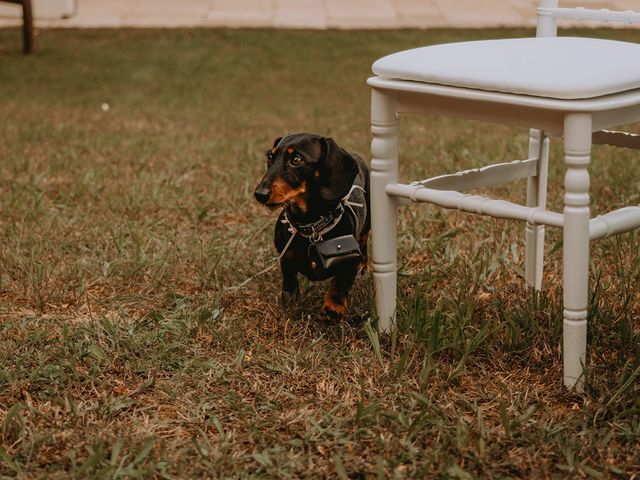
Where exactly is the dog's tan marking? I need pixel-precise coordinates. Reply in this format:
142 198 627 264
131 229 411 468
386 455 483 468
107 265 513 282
313 170 320 178
293 196 308 213
271 147 277 154
287 147 294 154
322 282 347 318
269 180 307 212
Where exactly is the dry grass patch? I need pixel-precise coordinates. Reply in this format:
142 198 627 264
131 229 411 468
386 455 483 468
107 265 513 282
0 27 639 478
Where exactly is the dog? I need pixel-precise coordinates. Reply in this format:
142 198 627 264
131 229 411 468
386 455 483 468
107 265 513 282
253 133 370 320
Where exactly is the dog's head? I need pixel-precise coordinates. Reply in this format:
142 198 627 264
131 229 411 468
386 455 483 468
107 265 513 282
253 133 358 213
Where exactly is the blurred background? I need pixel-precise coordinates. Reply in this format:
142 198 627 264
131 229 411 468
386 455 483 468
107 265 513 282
3 1 639 33
0 0 549 30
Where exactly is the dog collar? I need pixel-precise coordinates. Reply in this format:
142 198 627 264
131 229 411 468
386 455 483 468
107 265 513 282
282 183 366 244
283 203 345 243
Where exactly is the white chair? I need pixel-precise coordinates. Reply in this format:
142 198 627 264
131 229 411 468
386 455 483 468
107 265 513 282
369 0 640 390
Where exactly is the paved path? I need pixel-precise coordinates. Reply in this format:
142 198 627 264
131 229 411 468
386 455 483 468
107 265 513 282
0 0 636 29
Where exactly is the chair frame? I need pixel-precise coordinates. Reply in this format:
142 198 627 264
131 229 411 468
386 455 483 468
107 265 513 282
2 0 34 53
369 0 640 391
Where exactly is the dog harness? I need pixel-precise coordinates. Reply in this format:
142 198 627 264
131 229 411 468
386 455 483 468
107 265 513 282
281 182 366 246
224 184 366 293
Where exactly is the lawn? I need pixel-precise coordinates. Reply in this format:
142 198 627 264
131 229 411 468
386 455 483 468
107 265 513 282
0 26 639 478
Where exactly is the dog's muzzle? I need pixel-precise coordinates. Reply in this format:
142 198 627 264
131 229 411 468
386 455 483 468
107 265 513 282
253 186 271 204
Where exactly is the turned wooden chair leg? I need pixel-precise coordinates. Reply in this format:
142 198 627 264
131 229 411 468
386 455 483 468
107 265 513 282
371 89 399 334
525 129 550 291
562 113 592 391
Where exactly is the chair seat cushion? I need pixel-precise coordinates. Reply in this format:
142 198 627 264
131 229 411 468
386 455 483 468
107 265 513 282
372 37 640 99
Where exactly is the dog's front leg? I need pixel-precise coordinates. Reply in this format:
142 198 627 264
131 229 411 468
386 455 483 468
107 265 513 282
280 258 300 305
321 267 357 321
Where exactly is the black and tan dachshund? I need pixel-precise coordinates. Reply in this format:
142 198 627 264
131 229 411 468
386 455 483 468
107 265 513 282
253 133 370 320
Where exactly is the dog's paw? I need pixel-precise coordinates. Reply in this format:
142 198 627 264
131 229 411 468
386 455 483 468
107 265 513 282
320 297 347 322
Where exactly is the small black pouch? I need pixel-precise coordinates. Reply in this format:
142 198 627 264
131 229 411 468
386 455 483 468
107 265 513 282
310 235 362 273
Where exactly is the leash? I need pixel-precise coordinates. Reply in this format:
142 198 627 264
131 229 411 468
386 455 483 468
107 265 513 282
223 229 297 293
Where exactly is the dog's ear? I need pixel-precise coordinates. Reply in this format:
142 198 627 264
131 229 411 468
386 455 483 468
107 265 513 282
318 137 358 204
272 137 283 149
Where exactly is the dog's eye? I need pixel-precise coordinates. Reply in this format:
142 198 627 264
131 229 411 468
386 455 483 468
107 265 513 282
290 154 304 167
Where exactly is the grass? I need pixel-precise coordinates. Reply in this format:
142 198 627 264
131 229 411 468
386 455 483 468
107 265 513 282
0 26 639 478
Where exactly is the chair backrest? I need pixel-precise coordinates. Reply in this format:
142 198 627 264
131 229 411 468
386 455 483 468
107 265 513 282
536 0 640 38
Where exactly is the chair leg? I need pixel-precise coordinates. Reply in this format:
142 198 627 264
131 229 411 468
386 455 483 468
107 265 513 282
371 88 399 334
562 113 592 391
22 0 34 54
525 129 549 291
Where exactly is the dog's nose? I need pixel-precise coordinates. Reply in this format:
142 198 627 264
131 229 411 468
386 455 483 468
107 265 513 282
254 187 271 204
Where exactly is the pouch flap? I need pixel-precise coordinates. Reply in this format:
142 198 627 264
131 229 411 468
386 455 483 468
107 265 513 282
314 235 360 258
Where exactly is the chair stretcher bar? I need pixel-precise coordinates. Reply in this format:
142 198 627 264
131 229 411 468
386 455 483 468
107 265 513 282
538 6 640 24
590 208 640 239
386 182 640 241
415 157 537 192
